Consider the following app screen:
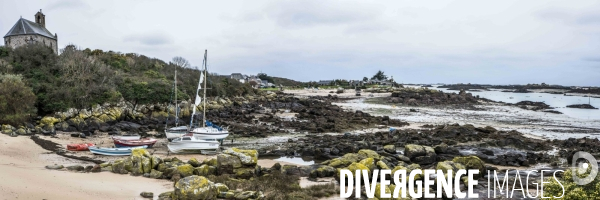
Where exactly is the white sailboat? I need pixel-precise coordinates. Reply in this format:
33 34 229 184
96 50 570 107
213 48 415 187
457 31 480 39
167 50 222 153
165 68 188 139
188 50 229 140
167 134 220 153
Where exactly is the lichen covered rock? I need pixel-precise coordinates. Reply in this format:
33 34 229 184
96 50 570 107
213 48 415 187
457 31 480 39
224 148 258 166
173 175 218 200
194 164 216 176
452 156 485 178
358 149 381 160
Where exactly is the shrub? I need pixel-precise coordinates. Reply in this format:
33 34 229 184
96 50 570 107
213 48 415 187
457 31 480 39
0 74 36 125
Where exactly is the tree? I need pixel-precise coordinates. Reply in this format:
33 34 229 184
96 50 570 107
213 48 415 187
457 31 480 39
172 56 190 68
372 70 387 81
363 77 368 82
0 74 36 125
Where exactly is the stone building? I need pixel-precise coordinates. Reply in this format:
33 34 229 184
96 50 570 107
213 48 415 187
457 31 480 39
3 9 58 54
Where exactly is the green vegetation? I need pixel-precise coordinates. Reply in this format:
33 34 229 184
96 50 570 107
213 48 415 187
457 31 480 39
543 167 600 199
0 74 36 125
207 172 338 200
372 70 387 81
0 44 258 125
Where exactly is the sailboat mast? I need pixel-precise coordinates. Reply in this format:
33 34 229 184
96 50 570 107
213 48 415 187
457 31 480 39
202 49 208 127
174 69 178 126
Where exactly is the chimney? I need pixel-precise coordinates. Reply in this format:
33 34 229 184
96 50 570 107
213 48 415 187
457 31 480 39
35 9 45 28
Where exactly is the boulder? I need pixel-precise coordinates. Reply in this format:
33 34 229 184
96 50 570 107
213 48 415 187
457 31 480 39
358 149 380 160
358 158 376 172
405 144 437 165
140 192 154 198
45 164 64 170
309 165 336 178
173 175 218 200
149 169 163 179
194 164 216 176
452 156 486 179
66 165 84 171
203 158 217 167
376 161 390 170
158 191 173 200
217 154 242 175
188 158 202 167
383 145 396 154
223 148 258 166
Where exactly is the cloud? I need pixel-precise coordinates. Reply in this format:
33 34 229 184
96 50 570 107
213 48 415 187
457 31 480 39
265 0 382 28
123 33 173 46
583 57 600 62
47 0 89 11
576 13 600 25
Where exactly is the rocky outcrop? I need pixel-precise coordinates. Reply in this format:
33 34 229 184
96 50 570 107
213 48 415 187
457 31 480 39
387 88 479 106
566 104 598 109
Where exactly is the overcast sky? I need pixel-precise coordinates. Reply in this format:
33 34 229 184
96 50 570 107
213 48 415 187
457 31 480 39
1 0 599 86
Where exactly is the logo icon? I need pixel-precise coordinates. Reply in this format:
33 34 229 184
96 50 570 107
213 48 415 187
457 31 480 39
571 151 598 185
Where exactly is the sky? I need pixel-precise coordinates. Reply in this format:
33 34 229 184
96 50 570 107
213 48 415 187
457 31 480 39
1 0 599 86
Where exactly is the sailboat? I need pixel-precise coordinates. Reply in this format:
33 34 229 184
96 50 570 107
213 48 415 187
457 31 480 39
167 50 223 153
165 68 189 139
187 50 229 140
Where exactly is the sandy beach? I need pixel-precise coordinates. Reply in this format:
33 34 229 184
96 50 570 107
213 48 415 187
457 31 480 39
0 133 173 200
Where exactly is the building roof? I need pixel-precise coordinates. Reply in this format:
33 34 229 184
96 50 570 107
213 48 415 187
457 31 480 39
4 18 56 39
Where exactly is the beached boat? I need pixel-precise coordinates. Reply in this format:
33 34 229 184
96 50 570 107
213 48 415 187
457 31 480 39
166 126 189 139
88 146 147 156
167 134 219 153
113 138 157 148
67 143 95 151
187 50 230 140
111 135 141 141
165 67 190 139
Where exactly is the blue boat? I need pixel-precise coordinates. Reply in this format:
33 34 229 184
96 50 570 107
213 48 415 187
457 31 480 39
88 145 147 156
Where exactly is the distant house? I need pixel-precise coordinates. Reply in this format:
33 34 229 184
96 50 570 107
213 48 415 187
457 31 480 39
230 73 243 80
318 80 333 86
349 80 363 87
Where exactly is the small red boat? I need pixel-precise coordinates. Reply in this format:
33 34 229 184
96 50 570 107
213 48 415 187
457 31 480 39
67 143 95 151
113 138 157 148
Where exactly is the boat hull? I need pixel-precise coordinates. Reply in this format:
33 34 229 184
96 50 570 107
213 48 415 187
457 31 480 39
111 135 141 141
88 146 147 156
113 138 157 148
189 127 229 140
167 140 219 153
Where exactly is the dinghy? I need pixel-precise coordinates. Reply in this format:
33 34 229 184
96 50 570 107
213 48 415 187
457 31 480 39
113 138 157 148
67 143 95 151
88 146 147 156
167 134 219 154
111 135 141 141
165 126 189 139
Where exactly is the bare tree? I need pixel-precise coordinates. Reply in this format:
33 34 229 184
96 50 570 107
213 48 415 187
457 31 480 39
172 56 190 68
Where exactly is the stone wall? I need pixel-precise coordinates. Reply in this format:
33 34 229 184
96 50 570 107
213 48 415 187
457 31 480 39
4 34 58 54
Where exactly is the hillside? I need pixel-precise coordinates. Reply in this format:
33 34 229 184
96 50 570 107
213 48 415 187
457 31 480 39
0 44 258 125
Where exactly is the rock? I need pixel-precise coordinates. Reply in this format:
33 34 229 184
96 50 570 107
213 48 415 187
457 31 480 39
234 191 262 200
15 128 27 135
358 158 376 172
174 164 195 178
45 164 64 170
337 162 370 181
327 153 365 168
376 161 390 170
188 158 201 167
217 154 242 175
269 163 282 171
214 183 229 194
140 192 154 198
358 149 380 160
383 145 396 154
202 158 217 167
405 144 437 165
90 165 102 173
374 183 392 200
194 164 216 176
173 175 218 200
149 169 163 179
158 191 173 200
66 165 84 171
309 165 336 178
223 148 258 166
452 156 486 179
234 167 256 179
